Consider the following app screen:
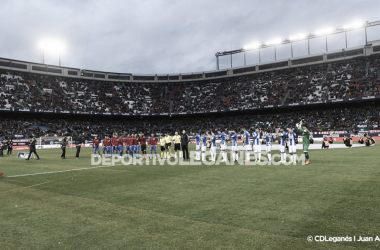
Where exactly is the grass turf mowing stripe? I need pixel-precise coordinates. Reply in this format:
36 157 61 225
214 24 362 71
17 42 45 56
0 175 78 194
0 184 357 250
3 164 120 178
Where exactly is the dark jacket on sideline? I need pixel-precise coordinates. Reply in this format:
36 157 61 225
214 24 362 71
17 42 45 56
181 134 189 145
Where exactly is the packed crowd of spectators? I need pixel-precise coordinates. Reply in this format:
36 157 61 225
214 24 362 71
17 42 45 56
343 56 380 98
1 104 379 140
325 57 366 99
1 54 380 116
286 65 327 103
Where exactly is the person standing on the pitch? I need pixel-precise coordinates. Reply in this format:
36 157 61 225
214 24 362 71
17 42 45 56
111 134 117 156
173 132 181 159
7 137 13 156
181 130 189 160
159 135 166 158
26 137 40 160
297 121 311 165
148 133 158 159
75 135 84 159
0 140 4 157
117 135 123 158
139 133 147 159
61 137 67 159
93 136 101 157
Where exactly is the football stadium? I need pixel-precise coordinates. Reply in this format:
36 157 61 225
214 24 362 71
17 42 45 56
1 1 380 249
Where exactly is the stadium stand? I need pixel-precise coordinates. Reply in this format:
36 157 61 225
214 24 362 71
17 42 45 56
1 53 380 141
1 104 379 139
286 65 328 103
1 55 380 114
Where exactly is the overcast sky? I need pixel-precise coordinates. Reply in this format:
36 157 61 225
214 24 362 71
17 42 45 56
0 0 379 74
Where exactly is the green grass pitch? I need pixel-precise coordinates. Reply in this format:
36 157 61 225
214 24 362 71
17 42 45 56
1 144 380 249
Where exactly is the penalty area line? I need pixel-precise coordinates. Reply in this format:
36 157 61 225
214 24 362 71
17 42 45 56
4 164 122 178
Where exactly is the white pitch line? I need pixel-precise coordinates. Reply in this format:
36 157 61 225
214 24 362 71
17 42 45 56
4 164 121 178
0 175 78 194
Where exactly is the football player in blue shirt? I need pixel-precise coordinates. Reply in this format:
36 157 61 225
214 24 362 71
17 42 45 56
277 128 288 163
287 128 297 163
252 128 261 162
265 131 273 163
201 131 208 161
219 129 228 162
195 132 201 160
243 128 251 162
210 131 217 161
230 130 239 162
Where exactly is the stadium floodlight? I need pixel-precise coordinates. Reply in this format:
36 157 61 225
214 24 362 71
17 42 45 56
39 39 66 66
289 33 307 41
39 39 65 55
214 19 380 70
243 43 261 50
343 21 364 30
315 28 334 36
265 38 282 45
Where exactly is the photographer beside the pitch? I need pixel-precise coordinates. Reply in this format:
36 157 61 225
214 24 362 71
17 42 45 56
343 135 353 147
358 136 365 144
365 135 376 147
0 140 4 157
322 136 330 149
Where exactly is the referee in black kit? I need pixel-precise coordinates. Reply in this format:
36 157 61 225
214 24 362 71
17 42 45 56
26 137 40 160
181 130 189 160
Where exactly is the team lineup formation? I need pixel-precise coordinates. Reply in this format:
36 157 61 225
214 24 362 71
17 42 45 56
66 121 313 165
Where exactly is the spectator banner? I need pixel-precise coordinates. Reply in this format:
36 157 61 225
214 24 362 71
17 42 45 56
12 139 29 146
355 125 370 132
312 132 378 138
314 131 347 134
43 88 52 94
5 85 15 90
13 134 26 139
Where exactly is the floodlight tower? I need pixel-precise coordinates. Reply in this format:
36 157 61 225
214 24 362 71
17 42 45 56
39 39 65 66
215 20 380 70
343 21 365 48
289 34 307 57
